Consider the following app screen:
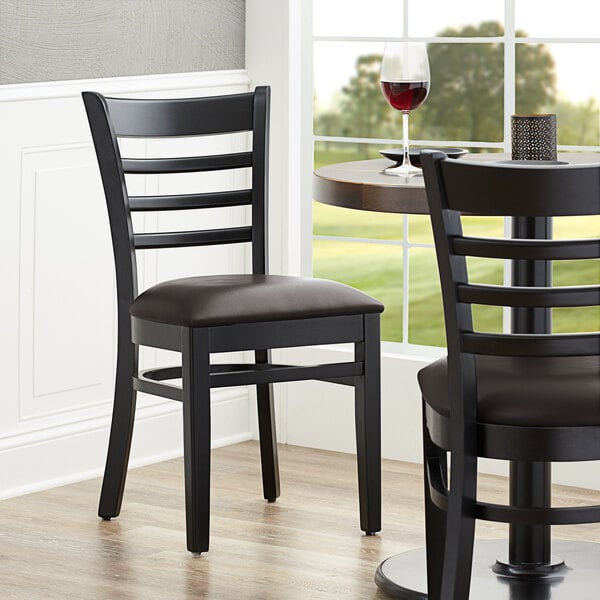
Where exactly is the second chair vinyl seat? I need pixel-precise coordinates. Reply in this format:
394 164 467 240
419 355 600 427
130 274 384 327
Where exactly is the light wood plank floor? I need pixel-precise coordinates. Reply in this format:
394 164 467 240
1 441 599 599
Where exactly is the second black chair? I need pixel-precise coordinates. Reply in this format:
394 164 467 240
419 153 600 599
83 86 383 553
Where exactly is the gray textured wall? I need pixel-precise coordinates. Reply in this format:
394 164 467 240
0 0 245 85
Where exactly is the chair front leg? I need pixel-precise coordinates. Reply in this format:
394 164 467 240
423 400 448 600
440 451 477 600
98 321 138 520
182 327 212 554
255 349 280 502
354 313 382 535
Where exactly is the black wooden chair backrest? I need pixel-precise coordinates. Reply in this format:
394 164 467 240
82 87 270 311
421 152 600 424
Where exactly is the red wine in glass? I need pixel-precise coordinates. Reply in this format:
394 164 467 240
380 43 430 175
380 80 429 112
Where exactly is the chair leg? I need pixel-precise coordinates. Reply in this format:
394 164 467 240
98 334 138 520
439 449 477 600
255 349 280 502
182 328 212 554
354 313 382 535
422 400 448 600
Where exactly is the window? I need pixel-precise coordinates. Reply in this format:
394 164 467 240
312 0 600 347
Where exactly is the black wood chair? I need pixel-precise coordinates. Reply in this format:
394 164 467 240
82 87 383 554
419 152 600 599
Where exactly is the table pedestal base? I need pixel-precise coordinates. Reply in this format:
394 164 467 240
375 540 600 599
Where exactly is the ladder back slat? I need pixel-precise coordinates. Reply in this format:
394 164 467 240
457 283 600 308
128 190 253 211
122 152 253 174
105 92 255 137
134 227 253 250
440 160 600 216
462 332 600 357
453 236 600 260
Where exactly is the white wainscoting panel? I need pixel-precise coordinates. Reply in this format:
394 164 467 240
19 146 114 420
0 70 254 499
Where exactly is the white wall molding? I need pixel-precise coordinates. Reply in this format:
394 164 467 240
0 69 253 499
245 0 314 445
245 1 313 279
0 388 246 455
0 69 250 102
0 388 251 501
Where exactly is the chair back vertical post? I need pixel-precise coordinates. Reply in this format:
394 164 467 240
251 86 270 275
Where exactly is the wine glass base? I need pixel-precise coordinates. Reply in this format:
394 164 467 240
383 163 423 176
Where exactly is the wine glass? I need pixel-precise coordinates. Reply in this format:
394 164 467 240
380 43 430 176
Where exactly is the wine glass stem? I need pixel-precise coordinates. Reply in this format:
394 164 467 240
402 111 412 167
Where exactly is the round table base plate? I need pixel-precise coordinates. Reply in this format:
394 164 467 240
375 540 600 599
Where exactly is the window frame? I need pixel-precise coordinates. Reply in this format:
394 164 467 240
308 0 600 350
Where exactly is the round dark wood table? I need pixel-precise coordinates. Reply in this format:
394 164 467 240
313 157 430 214
313 152 600 599
313 153 599 215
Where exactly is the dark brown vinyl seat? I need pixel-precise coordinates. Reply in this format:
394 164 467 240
420 355 600 427
83 86 383 556
131 274 383 327
411 152 600 600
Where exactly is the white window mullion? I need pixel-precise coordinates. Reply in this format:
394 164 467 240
402 215 410 344
503 0 517 333
520 37 600 44
314 36 506 44
504 0 517 151
313 35 600 44
314 135 506 149
300 0 315 277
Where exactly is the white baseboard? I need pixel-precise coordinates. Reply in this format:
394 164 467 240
0 389 251 500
